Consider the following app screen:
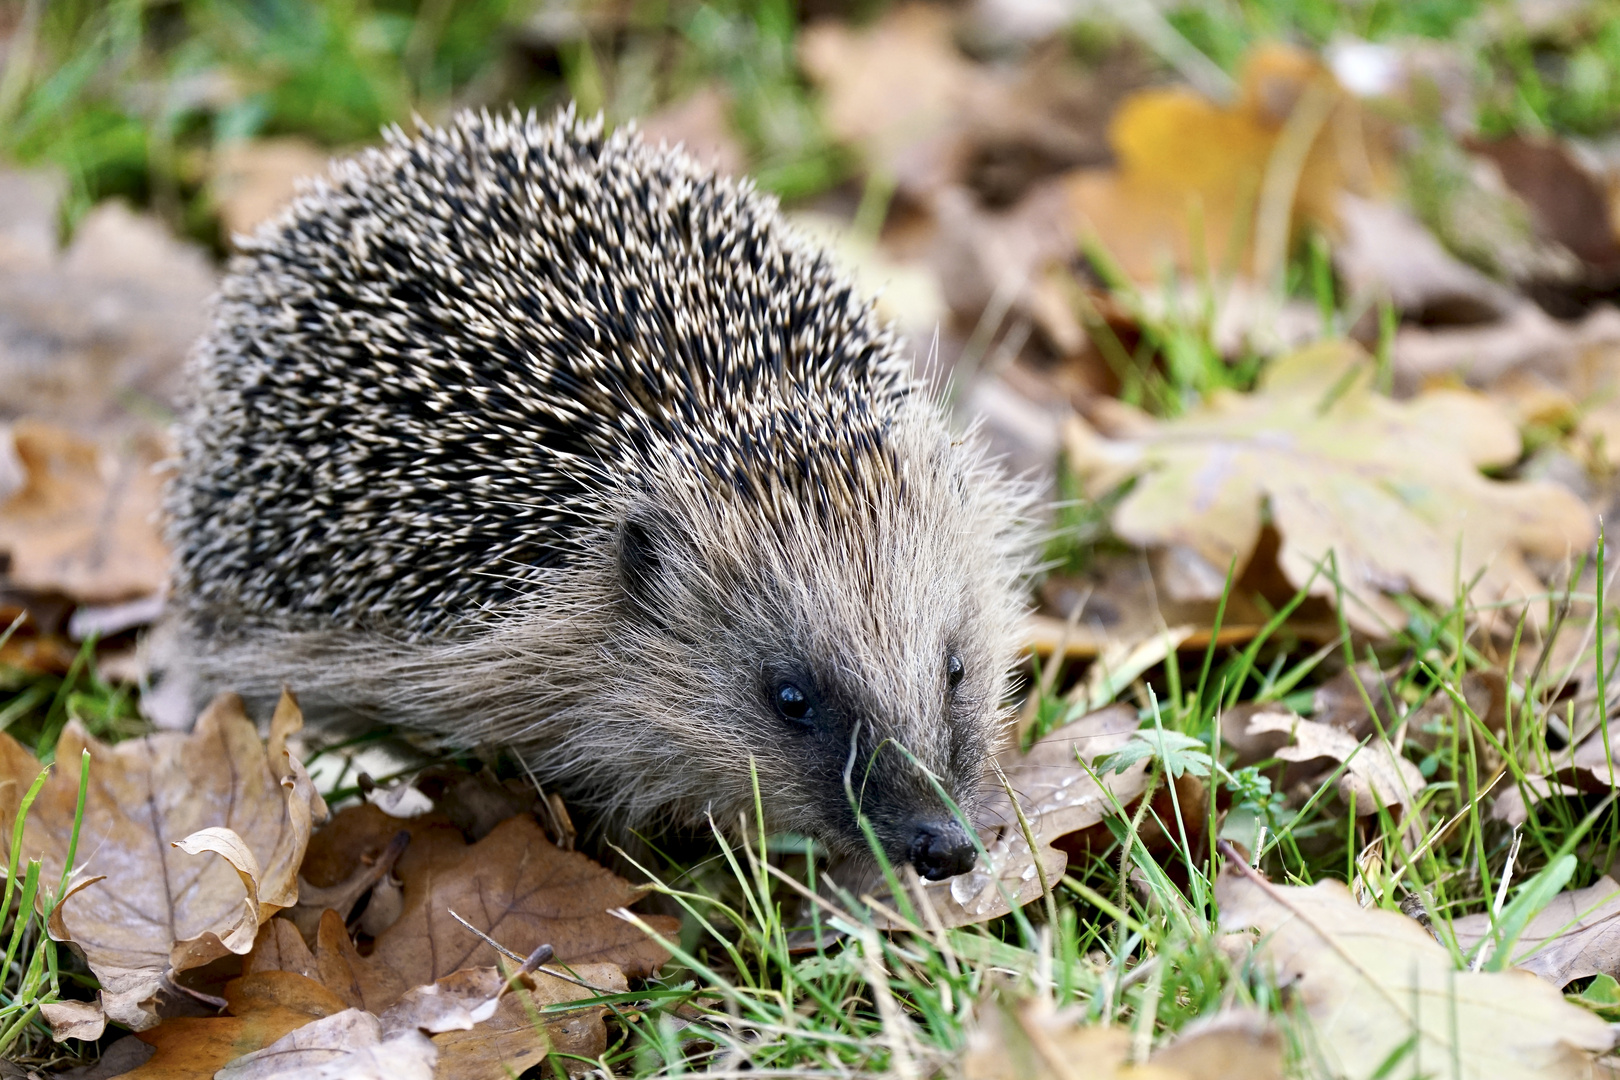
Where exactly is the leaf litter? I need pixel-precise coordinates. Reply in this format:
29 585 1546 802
1217 863 1614 1080
0 691 323 1031
1066 340 1595 634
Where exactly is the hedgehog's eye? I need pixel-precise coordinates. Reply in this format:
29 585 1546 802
775 683 814 725
946 654 965 690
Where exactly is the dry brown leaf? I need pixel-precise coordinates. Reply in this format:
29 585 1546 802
1494 713 1620 825
1148 1009 1286 1080
245 918 321 984
211 137 331 240
39 1000 106 1043
0 195 214 423
1066 44 1390 283
1453 875 1620 988
0 420 170 603
1066 340 1595 635
399 963 628 1078
0 692 323 1030
1218 869 1614 1078
1310 662 1403 740
429 989 589 1079
637 85 746 177
799 4 995 193
1405 670 1508 761
1334 192 1515 324
211 1009 437 1080
1240 708 1424 816
119 971 349 1080
259 904 626 1072
371 815 673 984
1395 301 1620 390
1468 134 1620 308
288 815 671 1014
303 907 406 1014
962 997 1283 1080
298 803 454 889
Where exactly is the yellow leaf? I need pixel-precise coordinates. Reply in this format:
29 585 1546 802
1067 43 1391 282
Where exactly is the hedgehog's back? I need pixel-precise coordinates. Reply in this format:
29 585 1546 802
168 109 912 638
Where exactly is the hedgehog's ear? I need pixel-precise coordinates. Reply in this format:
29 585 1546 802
617 506 687 619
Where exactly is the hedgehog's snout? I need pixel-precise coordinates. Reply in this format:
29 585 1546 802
908 818 977 880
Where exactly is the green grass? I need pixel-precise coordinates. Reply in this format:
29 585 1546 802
555 557 1620 1077
0 616 94 1064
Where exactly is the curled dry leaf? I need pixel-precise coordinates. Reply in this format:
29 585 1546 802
1495 713 1620 824
0 691 323 1030
1240 708 1424 816
1452 875 1620 988
1066 341 1595 635
962 997 1284 1080
39 1000 106 1043
1217 869 1614 1079
855 705 1148 929
212 1009 437 1080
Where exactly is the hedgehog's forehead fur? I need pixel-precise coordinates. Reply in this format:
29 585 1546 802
163 107 1033 861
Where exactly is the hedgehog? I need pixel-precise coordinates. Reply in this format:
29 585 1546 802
156 108 1032 881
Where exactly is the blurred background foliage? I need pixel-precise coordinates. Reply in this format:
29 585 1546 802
8 0 1620 249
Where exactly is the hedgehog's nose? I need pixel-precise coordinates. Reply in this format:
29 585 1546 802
908 819 977 880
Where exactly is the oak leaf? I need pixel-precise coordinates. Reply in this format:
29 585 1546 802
1066 341 1595 634
1217 869 1614 1078
280 813 673 1014
369 814 674 987
244 911 627 1080
0 692 323 1030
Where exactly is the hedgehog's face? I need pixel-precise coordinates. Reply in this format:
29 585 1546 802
613 421 1028 881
